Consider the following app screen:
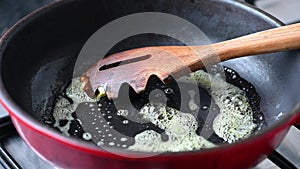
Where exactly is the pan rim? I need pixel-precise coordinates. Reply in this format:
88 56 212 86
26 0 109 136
0 0 298 160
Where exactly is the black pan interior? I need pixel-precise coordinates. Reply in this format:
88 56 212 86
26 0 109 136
1 0 300 146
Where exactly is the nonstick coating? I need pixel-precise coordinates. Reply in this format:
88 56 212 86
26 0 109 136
1 0 300 168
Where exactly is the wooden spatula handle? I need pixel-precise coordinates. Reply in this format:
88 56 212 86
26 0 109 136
207 23 300 61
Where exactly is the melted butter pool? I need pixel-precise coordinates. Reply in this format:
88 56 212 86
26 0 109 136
51 66 262 152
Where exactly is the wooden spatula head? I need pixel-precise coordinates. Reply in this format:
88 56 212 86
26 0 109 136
80 46 205 99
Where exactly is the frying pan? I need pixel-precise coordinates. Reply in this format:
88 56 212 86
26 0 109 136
1 0 300 168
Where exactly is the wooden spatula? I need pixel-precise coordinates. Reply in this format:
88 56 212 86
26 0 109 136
81 23 300 99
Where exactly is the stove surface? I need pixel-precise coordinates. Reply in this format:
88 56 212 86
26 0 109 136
1 0 300 169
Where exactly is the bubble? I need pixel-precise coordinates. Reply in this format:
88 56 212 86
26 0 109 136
122 120 129 124
117 109 129 117
89 104 94 108
201 105 208 110
97 141 104 146
164 88 174 94
107 115 112 119
120 137 128 142
82 132 92 140
108 142 115 146
44 120 53 124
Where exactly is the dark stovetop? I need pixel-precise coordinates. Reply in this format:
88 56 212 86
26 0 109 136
0 0 300 169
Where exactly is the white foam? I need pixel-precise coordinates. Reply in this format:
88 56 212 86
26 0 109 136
179 69 257 143
53 77 96 136
128 103 215 152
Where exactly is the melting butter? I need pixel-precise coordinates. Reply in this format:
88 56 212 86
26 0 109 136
53 77 96 136
128 103 215 152
53 67 257 151
187 90 199 111
179 69 256 143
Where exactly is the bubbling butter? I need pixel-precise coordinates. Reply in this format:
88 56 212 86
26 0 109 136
128 103 215 152
53 66 259 152
53 77 96 136
179 69 257 143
